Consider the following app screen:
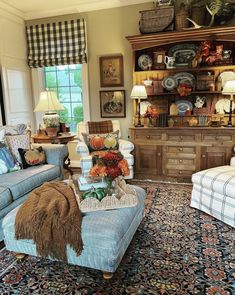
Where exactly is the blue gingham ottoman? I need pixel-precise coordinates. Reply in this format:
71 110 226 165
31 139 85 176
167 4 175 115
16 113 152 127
2 185 146 278
191 166 235 228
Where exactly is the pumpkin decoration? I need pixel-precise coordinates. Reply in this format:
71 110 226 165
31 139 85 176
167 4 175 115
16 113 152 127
104 134 117 149
82 187 106 201
89 136 105 150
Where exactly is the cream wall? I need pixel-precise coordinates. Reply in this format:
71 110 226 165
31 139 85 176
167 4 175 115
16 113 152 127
85 3 152 139
0 6 34 128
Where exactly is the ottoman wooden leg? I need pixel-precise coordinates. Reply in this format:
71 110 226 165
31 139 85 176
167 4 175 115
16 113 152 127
15 253 26 261
102 271 113 279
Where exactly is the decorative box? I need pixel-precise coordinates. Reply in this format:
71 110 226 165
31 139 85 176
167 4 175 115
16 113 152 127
139 6 174 34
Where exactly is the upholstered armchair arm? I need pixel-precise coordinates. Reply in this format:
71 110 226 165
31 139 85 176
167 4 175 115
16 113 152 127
119 139 134 154
230 157 235 166
76 140 89 157
32 143 68 177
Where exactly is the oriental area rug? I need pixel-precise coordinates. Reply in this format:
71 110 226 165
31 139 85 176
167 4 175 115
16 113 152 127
0 182 234 295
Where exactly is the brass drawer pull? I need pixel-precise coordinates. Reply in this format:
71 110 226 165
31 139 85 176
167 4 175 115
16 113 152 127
179 171 182 174
180 136 183 140
202 155 206 158
157 153 161 156
179 147 183 151
179 159 183 163
146 135 150 139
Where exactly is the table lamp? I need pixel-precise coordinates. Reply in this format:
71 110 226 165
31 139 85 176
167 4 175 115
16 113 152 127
222 80 235 127
34 90 64 128
130 85 147 127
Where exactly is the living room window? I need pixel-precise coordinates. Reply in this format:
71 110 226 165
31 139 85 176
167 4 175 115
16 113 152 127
44 64 84 132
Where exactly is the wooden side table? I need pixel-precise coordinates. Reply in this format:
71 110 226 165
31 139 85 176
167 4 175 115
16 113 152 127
32 133 76 175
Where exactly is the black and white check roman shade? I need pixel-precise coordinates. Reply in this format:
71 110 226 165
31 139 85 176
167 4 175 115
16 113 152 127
26 19 87 68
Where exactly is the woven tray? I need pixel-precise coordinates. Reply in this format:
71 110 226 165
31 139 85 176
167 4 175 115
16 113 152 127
65 179 138 213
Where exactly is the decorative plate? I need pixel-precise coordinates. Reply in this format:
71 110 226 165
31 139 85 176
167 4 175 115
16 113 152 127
175 100 193 115
173 72 195 87
168 44 198 67
138 54 153 70
162 76 178 91
218 71 235 88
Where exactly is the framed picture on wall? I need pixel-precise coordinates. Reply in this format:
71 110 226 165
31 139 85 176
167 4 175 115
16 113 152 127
100 90 126 118
99 55 124 87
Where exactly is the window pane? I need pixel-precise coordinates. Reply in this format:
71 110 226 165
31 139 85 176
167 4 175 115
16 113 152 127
57 65 68 71
71 87 82 102
70 70 82 87
69 64 82 70
62 102 72 117
45 72 57 87
58 87 70 103
44 64 84 129
45 66 56 72
57 70 69 86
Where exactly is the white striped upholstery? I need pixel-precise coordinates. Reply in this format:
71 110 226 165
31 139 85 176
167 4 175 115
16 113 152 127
191 166 235 227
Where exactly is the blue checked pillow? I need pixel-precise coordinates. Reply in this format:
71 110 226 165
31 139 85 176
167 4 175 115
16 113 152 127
0 142 20 175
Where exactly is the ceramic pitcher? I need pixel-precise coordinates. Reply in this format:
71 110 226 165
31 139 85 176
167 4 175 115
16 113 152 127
164 56 175 69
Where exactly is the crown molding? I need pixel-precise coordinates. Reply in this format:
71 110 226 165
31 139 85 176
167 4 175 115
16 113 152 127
0 1 24 19
24 0 151 20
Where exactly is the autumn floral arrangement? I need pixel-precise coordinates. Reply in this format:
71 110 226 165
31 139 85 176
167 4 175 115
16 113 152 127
89 151 129 185
144 105 158 126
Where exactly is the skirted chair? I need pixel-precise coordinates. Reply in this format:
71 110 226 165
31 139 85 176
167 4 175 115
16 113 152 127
191 156 235 228
76 120 134 179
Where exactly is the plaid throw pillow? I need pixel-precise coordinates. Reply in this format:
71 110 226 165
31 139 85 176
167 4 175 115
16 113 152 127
88 120 113 134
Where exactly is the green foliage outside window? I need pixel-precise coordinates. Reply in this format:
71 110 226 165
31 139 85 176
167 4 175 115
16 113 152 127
44 64 84 132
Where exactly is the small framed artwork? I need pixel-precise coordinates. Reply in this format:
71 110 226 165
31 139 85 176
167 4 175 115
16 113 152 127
100 90 126 118
99 55 124 87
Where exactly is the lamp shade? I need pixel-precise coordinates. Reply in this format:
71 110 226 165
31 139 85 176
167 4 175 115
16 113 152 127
222 80 235 95
34 91 64 112
130 85 147 99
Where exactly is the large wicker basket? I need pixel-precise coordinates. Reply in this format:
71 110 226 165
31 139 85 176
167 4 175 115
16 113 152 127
139 6 174 34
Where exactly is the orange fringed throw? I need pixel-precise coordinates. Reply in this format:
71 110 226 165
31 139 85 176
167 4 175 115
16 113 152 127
15 182 83 262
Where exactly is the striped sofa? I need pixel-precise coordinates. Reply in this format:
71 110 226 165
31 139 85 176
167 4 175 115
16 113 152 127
190 157 235 228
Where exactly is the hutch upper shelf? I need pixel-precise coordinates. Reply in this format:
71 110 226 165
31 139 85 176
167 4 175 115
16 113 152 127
126 25 235 51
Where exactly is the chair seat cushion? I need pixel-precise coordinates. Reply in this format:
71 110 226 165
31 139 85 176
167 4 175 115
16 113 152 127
0 186 12 210
0 164 60 201
192 165 235 200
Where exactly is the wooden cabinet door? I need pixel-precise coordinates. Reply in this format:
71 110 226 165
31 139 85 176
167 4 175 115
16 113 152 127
200 147 232 170
135 145 162 176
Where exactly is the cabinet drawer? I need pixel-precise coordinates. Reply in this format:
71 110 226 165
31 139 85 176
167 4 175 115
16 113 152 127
167 169 195 177
166 146 196 154
201 133 233 143
166 133 197 142
167 158 195 166
134 130 162 142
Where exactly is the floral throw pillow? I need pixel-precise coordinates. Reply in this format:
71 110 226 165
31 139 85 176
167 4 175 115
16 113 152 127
5 134 30 164
0 143 20 175
18 146 46 169
82 130 119 153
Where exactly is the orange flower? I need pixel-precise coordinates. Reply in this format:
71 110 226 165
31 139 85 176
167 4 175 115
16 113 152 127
89 164 107 177
118 159 130 176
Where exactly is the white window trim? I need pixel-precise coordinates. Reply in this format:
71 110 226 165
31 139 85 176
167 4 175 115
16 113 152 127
31 64 90 132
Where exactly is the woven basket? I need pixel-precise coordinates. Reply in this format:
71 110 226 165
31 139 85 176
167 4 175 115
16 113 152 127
175 3 189 30
139 6 174 34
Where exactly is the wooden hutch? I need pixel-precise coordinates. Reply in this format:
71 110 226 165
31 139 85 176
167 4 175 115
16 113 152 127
126 26 235 180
